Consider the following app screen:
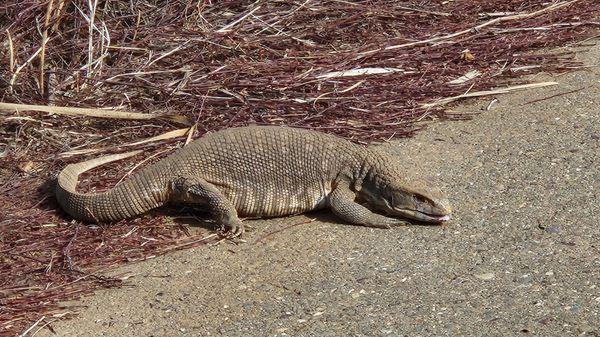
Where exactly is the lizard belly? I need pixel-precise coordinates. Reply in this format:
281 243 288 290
228 184 330 218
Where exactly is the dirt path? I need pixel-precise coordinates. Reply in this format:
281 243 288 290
40 44 599 337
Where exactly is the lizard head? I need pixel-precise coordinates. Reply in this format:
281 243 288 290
380 179 452 223
357 158 452 223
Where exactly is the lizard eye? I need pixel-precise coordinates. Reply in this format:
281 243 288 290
413 195 428 204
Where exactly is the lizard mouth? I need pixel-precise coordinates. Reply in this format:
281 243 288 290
394 208 451 223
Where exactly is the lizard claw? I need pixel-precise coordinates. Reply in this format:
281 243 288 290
218 221 245 239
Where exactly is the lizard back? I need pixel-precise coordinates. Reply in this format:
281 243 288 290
173 126 362 216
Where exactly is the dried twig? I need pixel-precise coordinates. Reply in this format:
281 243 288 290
9 44 46 92
358 0 582 58
254 218 317 244
421 82 559 108
38 0 55 96
521 85 590 105
59 127 191 157
6 29 15 73
0 102 188 124
217 4 262 33
17 316 46 337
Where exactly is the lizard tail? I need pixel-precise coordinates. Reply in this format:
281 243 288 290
56 150 171 223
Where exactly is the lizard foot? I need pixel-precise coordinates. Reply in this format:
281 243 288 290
218 221 245 239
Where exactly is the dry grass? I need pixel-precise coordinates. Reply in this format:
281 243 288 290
1 0 598 335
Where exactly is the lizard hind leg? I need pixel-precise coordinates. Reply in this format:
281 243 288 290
171 176 244 238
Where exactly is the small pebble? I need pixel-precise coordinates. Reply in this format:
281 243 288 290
474 272 495 280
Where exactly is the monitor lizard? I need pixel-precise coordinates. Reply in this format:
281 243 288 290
56 126 452 237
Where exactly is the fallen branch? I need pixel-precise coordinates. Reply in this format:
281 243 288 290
421 82 559 108
59 127 192 157
0 102 189 124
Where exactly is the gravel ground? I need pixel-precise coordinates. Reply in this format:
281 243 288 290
39 44 599 337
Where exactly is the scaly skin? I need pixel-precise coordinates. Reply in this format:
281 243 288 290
56 126 452 236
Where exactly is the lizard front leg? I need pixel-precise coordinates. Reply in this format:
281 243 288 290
329 184 407 229
172 176 244 238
